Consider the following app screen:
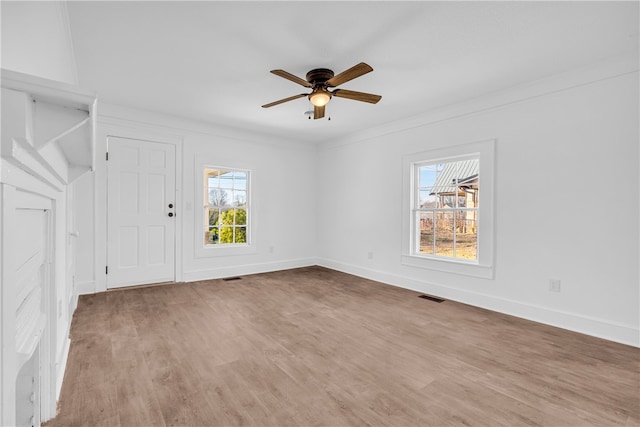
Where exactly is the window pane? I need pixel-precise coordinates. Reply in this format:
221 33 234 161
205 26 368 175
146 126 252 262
234 174 247 190
437 194 455 208
234 190 247 207
455 212 477 260
419 190 437 208
208 188 229 207
418 211 434 255
435 211 454 257
235 227 247 243
233 176 247 190
468 188 479 208
207 226 219 244
219 207 232 224
235 208 247 225
207 172 219 188
429 186 445 197
429 159 479 208
220 190 232 208
208 208 220 228
219 226 233 243
419 165 437 188
219 171 233 188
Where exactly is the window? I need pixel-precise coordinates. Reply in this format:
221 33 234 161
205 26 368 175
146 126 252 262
204 167 249 246
402 139 495 279
415 158 479 260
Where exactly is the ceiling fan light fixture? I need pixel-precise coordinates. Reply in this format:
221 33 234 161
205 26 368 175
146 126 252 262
309 89 331 107
263 63 380 117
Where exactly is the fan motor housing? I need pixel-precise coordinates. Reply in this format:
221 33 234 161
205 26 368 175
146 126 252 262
306 68 334 85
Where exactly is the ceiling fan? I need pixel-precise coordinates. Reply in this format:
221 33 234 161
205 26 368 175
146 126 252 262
262 62 382 119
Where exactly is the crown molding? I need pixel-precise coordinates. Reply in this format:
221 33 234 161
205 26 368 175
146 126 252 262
321 52 639 149
98 102 313 152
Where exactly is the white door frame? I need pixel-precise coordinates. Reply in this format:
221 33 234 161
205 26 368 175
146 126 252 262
94 123 183 293
106 136 176 288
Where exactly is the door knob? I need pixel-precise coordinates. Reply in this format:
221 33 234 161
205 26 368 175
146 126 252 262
168 203 174 208
168 212 174 217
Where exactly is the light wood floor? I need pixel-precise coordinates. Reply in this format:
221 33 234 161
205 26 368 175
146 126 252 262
45 266 639 426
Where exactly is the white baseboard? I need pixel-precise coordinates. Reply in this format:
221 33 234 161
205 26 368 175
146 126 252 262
183 257 317 283
71 259 639 347
55 336 71 400
316 258 640 348
54 289 81 403
75 280 95 295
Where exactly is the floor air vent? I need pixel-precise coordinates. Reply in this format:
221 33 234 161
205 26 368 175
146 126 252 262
222 276 242 281
418 294 445 303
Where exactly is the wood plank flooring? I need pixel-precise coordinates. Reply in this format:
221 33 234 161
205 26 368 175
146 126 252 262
45 266 639 426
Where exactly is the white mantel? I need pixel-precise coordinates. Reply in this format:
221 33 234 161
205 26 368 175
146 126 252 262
1 69 96 426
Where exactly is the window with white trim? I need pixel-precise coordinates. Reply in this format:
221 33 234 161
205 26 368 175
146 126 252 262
402 139 495 279
414 158 479 260
203 167 249 246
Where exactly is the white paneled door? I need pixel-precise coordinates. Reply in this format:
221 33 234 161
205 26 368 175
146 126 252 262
107 137 176 288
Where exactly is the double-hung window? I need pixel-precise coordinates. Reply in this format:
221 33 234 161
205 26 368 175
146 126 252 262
203 167 249 246
402 139 495 278
415 158 479 260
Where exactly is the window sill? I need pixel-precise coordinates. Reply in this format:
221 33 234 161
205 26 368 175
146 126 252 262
401 254 494 279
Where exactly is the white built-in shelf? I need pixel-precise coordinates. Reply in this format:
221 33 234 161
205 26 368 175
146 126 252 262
1 68 97 186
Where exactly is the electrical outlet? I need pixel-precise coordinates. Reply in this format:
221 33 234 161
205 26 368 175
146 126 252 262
367 251 373 260
549 279 561 292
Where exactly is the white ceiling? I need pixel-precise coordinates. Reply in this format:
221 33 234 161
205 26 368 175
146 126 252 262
67 1 639 144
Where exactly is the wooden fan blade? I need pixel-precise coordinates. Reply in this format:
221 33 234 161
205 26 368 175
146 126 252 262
332 89 381 104
326 62 373 87
262 93 307 108
270 70 312 87
314 105 325 120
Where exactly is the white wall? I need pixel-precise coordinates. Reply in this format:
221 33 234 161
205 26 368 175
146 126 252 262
75 105 317 292
181 128 317 281
316 66 639 346
1 1 78 84
72 171 95 292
